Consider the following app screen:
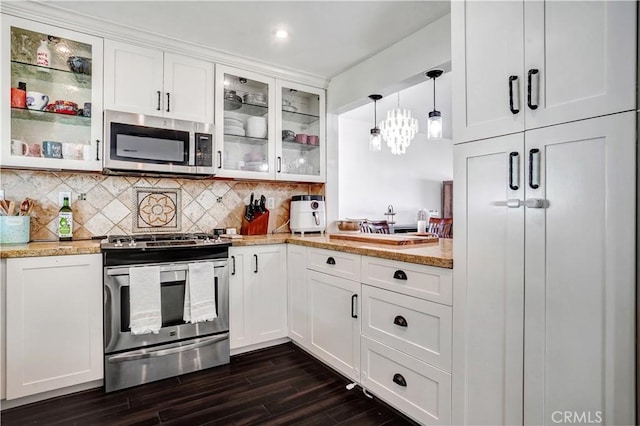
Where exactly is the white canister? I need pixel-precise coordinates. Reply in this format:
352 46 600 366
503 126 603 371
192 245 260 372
417 220 427 234
246 117 267 139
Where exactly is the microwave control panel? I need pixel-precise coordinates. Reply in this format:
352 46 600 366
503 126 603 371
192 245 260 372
195 133 213 167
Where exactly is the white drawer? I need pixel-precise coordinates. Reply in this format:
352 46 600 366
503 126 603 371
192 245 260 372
362 285 451 371
361 256 452 305
361 336 451 425
307 248 360 281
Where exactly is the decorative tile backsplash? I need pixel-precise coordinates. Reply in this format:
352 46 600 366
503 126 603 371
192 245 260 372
0 169 324 241
133 187 181 233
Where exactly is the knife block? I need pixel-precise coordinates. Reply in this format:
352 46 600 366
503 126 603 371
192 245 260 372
241 210 269 235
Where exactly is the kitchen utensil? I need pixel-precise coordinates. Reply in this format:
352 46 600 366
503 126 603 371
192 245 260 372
7 201 16 216
26 198 35 216
0 200 9 216
260 195 267 212
20 200 29 216
67 56 92 74
26 91 49 110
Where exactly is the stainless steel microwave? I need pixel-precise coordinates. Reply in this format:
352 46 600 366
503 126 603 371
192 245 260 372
103 110 215 177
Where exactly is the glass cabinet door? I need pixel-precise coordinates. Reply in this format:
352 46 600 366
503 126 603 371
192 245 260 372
275 81 325 182
214 65 275 179
1 15 103 171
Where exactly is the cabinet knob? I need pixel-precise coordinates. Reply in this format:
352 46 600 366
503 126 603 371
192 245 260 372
393 270 407 280
326 257 336 265
393 315 408 327
392 373 407 387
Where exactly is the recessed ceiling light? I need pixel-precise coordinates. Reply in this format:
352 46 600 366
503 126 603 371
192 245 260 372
275 29 288 39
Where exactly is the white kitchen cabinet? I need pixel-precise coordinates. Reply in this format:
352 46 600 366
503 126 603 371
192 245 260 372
1 258 6 400
307 269 360 382
229 245 287 351
214 65 326 182
1 15 103 171
452 112 636 425
104 40 214 123
275 80 326 182
5 254 103 400
452 0 636 143
287 244 309 347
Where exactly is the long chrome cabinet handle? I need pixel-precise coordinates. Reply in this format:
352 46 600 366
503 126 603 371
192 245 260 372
508 76 520 114
217 151 222 169
156 91 161 110
527 69 539 110
107 333 229 363
253 254 258 273
529 148 540 189
509 152 520 190
231 255 236 275
166 93 171 112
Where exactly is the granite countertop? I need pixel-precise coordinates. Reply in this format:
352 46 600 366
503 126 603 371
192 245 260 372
1 233 452 269
0 240 102 259
286 234 452 269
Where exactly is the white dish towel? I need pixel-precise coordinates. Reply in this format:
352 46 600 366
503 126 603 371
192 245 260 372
184 262 218 323
128 265 162 335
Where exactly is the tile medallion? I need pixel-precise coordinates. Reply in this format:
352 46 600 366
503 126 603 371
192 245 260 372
133 187 181 233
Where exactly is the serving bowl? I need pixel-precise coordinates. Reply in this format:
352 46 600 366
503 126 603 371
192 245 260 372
336 220 361 231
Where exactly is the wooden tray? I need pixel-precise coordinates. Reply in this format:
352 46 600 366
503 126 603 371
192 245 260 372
329 233 438 246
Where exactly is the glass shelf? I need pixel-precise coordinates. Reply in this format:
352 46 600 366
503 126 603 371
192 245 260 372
227 102 268 117
224 134 269 145
11 61 92 86
11 107 91 127
282 140 320 151
282 110 319 125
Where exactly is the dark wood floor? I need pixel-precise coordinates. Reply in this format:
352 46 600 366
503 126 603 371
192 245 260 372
1 342 418 425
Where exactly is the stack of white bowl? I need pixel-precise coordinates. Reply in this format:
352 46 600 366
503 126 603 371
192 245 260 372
224 117 245 136
246 116 267 139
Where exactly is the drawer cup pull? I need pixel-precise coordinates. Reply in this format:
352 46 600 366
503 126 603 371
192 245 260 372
393 373 407 387
393 270 407 280
326 257 336 265
393 315 408 327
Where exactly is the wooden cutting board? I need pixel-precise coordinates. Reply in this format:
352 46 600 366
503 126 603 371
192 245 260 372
329 233 438 245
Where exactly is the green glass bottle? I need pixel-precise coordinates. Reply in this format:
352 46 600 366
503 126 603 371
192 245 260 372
58 197 73 241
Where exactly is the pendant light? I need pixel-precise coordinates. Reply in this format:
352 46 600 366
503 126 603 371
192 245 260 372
426 69 443 140
368 94 383 152
379 92 418 155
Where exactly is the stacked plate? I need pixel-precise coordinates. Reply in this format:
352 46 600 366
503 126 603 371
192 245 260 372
224 117 245 136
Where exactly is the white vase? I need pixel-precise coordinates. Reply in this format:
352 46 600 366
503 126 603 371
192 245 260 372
36 39 50 72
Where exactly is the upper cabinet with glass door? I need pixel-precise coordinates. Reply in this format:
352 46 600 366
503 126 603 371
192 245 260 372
1 15 103 171
275 81 325 182
214 65 275 180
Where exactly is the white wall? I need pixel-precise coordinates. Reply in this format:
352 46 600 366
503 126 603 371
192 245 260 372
338 115 453 225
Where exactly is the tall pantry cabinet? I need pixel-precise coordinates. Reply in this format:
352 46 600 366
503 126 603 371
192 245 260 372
452 1 637 425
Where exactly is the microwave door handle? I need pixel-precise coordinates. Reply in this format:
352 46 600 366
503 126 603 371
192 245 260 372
188 132 196 167
106 333 229 363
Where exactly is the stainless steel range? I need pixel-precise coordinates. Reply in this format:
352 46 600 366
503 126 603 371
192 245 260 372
102 233 231 392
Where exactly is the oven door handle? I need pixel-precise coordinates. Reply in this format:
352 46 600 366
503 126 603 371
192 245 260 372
106 261 226 276
106 333 229 363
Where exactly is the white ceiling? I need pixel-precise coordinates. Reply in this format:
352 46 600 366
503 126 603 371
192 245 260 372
44 0 450 79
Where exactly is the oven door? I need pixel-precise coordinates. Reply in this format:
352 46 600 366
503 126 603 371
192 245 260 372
104 259 229 354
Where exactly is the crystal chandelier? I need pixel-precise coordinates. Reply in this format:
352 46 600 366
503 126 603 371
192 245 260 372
379 92 418 155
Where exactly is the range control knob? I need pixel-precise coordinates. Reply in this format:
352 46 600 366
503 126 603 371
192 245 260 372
114 239 123 247
128 239 137 247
